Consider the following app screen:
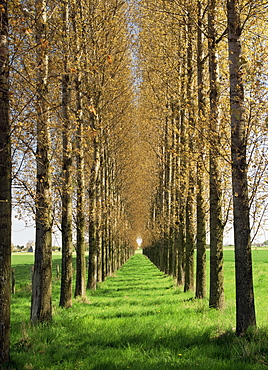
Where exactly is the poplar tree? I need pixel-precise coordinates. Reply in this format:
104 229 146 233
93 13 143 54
195 0 207 299
73 0 86 299
60 0 73 308
227 0 256 335
208 0 225 309
184 6 196 293
0 0 11 362
31 0 53 323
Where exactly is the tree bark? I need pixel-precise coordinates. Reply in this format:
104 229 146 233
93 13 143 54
31 0 53 323
87 198 97 290
227 0 256 335
184 12 195 293
0 0 11 362
164 112 171 275
185 194 195 292
87 128 100 290
73 1 86 298
96 148 103 283
60 0 73 308
195 0 207 299
177 26 187 286
208 0 224 310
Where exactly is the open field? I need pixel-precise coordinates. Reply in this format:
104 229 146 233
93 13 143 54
5 250 268 369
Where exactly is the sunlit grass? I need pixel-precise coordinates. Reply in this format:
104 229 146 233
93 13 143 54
6 251 268 369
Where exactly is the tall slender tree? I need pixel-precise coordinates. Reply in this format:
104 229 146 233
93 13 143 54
208 0 224 309
31 0 53 323
184 8 196 293
73 0 86 299
0 0 11 362
60 0 73 308
227 0 256 335
195 0 207 299
177 23 188 287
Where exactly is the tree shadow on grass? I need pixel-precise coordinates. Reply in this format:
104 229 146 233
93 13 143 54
20 319 266 370
9 254 268 370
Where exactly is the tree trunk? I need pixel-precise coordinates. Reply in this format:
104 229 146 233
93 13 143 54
195 0 207 299
106 156 113 276
101 147 108 280
87 198 97 290
71 0 86 298
87 130 100 290
208 0 224 310
164 112 172 275
184 12 195 293
177 26 187 286
96 162 103 283
172 116 179 279
31 0 53 324
185 194 195 292
0 0 11 362
170 109 178 278
73 13 86 298
75 125 86 299
60 0 73 308
227 0 256 335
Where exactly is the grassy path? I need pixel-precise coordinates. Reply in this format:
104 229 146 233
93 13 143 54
9 252 268 369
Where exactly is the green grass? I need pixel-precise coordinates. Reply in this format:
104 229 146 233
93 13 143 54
5 250 268 369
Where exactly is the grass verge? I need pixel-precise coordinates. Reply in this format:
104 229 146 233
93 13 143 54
6 251 268 369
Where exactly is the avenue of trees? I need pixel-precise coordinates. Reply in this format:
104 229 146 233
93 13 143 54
1 0 268 364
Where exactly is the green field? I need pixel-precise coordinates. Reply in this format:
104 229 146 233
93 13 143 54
6 250 268 369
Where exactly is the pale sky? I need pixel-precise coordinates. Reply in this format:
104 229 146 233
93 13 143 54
12 214 267 247
12 215 35 246
12 215 62 247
